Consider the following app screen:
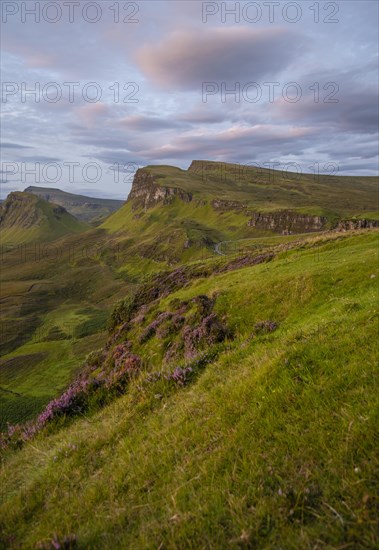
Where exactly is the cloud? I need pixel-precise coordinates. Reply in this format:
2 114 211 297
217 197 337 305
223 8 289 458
0 142 33 149
136 27 305 90
118 115 185 132
73 103 111 128
272 88 379 135
177 106 226 125
15 156 62 163
1 1 377 188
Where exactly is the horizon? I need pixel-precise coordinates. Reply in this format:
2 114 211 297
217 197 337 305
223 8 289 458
2 158 379 202
1 0 378 201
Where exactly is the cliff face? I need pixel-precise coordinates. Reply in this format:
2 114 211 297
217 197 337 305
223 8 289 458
248 211 328 234
0 192 87 244
127 165 378 235
128 169 193 210
335 218 379 231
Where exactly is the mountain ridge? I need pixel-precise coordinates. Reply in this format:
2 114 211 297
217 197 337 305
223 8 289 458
126 160 378 215
24 186 125 224
99 161 378 264
0 191 89 244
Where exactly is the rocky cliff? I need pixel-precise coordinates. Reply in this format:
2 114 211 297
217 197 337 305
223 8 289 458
128 169 193 209
334 218 379 231
0 191 87 243
247 211 328 234
127 164 378 235
211 199 246 211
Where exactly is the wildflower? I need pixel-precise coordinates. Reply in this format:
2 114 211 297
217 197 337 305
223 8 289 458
166 366 193 387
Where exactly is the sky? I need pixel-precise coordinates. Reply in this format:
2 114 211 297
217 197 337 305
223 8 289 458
0 0 378 200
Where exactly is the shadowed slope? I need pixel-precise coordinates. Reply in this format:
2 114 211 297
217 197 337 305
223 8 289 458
0 192 89 244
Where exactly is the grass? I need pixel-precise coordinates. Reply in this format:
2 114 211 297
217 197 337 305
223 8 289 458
0 192 88 245
138 161 378 216
25 186 124 224
0 230 378 549
99 161 378 266
0 325 108 430
0 162 377 547
0 229 126 426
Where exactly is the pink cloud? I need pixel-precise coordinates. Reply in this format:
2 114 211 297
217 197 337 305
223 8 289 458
73 102 110 127
135 27 304 90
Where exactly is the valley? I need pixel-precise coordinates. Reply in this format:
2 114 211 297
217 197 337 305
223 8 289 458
0 161 378 548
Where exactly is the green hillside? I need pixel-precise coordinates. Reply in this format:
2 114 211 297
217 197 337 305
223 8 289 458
0 160 378 548
100 160 378 266
0 192 89 245
25 186 124 224
1 230 378 548
1 162 378 433
0 224 127 428
139 160 378 215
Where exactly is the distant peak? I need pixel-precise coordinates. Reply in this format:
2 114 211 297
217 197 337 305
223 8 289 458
24 185 60 193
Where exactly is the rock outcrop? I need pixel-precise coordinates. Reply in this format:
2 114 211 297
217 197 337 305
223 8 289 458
334 218 379 231
128 169 192 210
247 211 328 234
211 199 246 211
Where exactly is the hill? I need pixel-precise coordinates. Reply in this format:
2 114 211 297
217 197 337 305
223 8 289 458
25 186 124 224
1 161 378 431
101 160 379 264
0 230 378 548
0 192 89 245
130 160 379 215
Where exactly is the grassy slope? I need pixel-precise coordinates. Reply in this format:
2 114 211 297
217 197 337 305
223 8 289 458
0 192 89 245
0 220 317 429
25 186 125 224
2 161 378 433
0 305 109 430
141 161 379 216
100 162 378 264
1 231 378 549
101 198 258 264
0 227 128 428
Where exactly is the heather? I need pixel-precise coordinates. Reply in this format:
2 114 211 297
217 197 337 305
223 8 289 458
1 287 232 450
0 231 378 549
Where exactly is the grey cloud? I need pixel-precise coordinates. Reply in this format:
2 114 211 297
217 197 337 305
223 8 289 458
1 1 377 186
14 156 62 163
119 115 187 132
0 142 33 149
338 162 379 174
271 88 378 135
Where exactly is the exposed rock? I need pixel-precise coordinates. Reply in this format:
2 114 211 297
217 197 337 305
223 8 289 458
52 205 66 217
216 252 275 273
252 320 279 335
334 218 379 231
248 211 327 233
128 169 192 210
212 199 246 211
0 192 43 228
